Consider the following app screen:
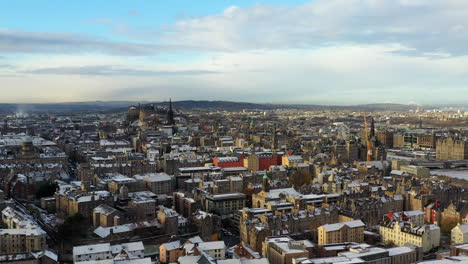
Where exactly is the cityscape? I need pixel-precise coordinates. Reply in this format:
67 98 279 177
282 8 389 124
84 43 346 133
2 1 468 264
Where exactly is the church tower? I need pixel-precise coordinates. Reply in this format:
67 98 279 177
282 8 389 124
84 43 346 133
271 125 277 151
262 171 270 192
167 98 175 125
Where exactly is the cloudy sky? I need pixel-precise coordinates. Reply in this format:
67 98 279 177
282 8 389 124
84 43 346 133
1 0 468 104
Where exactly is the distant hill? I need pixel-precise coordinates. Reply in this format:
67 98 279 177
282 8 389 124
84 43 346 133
342 103 418 111
154 101 418 111
0 101 141 114
0 101 424 114
153 100 276 110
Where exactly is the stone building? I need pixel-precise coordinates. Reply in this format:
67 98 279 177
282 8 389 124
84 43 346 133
262 236 312 264
379 220 440 253
0 207 47 254
240 206 339 252
93 204 122 228
157 207 179 235
55 190 113 220
436 137 468 160
317 220 365 245
203 193 246 216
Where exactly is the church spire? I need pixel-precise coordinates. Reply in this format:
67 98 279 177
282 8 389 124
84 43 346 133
167 98 175 125
370 117 375 138
272 125 277 151
262 171 270 192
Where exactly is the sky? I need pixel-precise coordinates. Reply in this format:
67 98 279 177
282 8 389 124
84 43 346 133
1 0 468 105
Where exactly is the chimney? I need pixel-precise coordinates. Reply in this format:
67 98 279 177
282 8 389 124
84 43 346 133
387 211 393 219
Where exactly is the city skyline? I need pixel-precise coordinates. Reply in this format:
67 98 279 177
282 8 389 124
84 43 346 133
2 0 468 104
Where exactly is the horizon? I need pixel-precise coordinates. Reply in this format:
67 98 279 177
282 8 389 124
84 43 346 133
2 1 468 104
0 99 465 108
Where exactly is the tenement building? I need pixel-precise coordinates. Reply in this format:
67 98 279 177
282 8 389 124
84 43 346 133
436 137 468 160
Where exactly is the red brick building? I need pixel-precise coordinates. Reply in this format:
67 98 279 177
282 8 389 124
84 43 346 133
213 153 246 168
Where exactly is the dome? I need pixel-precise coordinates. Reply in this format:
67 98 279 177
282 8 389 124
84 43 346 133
22 136 32 143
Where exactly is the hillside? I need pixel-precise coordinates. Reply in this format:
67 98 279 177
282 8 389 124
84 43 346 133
0 101 424 114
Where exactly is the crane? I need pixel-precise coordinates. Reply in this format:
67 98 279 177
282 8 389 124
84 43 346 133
363 112 372 165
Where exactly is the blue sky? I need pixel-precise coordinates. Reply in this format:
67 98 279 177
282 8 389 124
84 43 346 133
3 1 305 36
1 0 468 104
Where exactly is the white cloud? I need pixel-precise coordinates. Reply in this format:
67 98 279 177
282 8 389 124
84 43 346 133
2 43 468 104
155 0 468 56
2 0 468 104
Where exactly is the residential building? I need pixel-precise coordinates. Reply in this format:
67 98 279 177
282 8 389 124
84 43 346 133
451 224 468 245
0 207 47 254
262 236 311 264
73 242 147 263
318 220 365 245
160 240 184 263
204 193 246 216
379 221 440 252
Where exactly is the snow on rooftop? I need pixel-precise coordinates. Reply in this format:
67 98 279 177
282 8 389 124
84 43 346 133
321 220 365 232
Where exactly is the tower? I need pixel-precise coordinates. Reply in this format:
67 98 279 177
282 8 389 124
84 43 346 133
370 117 375 139
262 171 269 192
271 125 277 151
81 181 91 192
119 185 129 200
167 98 175 125
249 118 255 130
21 136 34 156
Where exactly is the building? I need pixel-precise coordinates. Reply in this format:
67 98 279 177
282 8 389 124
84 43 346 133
92 204 122 228
391 210 425 226
244 153 282 171
187 241 227 260
298 243 421 264
377 130 394 148
159 240 184 263
55 190 113 220
400 165 430 178
436 137 468 160
157 207 179 235
192 211 221 242
0 228 47 254
107 175 143 194
282 155 304 167
0 207 47 254
441 201 468 232
451 243 468 257
73 241 147 263
318 220 365 245
379 221 440 252
135 173 173 195
262 236 311 264
213 154 246 168
231 244 262 259
204 193 246 216
252 188 299 209
240 206 339 253
451 224 468 245
127 195 157 222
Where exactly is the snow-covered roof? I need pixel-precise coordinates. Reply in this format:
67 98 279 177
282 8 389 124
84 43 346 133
321 220 365 232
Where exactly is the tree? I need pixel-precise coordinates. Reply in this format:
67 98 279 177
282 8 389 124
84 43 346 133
289 170 313 187
441 218 458 234
36 181 58 199
58 213 86 239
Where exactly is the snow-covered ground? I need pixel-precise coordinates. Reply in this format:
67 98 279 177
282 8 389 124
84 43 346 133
386 154 414 161
430 169 468 179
